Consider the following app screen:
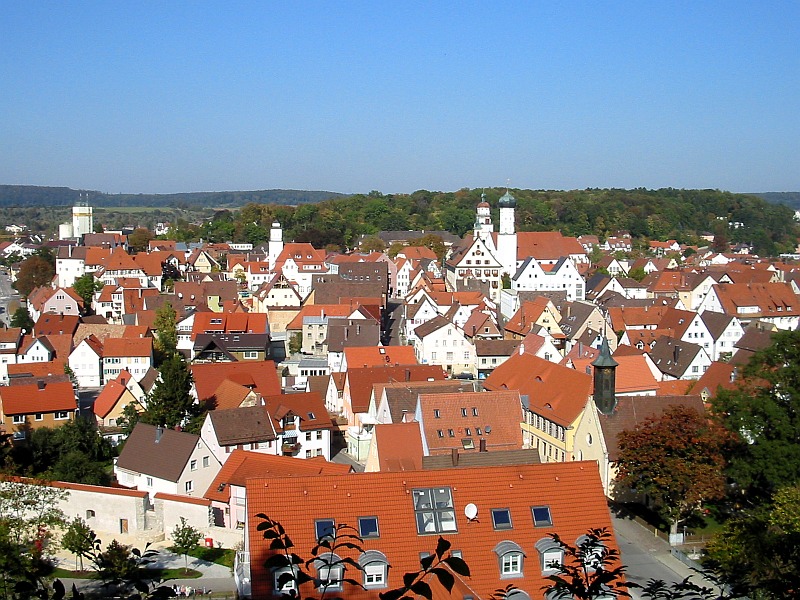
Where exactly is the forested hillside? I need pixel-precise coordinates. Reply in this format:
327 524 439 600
0 185 345 208
194 188 797 257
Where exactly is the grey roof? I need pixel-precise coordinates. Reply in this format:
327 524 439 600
700 311 734 339
115 423 199 482
413 315 451 339
423 448 540 470
208 405 276 446
474 339 519 357
194 333 270 353
649 336 703 378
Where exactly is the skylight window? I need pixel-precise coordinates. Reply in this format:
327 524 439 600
531 506 553 527
358 516 379 538
315 519 335 540
413 487 457 534
492 508 513 530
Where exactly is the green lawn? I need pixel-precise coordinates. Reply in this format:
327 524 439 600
48 567 202 580
169 546 236 570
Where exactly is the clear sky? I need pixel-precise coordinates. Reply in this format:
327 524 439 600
1 2 798 195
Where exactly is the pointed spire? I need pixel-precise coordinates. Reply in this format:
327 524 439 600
591 337 618 368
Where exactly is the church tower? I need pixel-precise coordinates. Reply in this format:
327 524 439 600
496 190 518 276
473 193 493 241
268 221 284 270
591 337 618 415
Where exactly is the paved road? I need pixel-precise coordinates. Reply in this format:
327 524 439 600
612 512 717 598
0 270 19 327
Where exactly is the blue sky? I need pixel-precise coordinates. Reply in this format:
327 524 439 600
1 2 798 194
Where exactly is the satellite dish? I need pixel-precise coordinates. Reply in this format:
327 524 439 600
464 503 478 521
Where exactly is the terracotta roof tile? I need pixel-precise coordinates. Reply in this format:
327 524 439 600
372 422 424 472
484 354 591 426
1 380 75 415
246 461 615 600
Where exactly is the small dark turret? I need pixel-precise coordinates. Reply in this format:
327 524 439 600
591 338 618 415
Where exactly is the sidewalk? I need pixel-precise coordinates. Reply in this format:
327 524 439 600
52 542 237 597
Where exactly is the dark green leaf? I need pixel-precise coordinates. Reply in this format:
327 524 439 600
430 567 455 592
411 580 433 600
443 555 470 577
435 536 451 559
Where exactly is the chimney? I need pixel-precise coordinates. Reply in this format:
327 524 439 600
451 448 459 466
155 426 164 443
731 367 738 383
405 369 411 382
479 438 487 452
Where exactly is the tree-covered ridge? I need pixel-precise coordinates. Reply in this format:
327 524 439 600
195 188 799 256
0 185 346 208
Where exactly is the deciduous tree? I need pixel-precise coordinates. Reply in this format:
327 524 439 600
171 517 202 574
614 405 730 539
72 273 102 312
712 329 800 502
61 516 94 571
145 354 194 429
13 255 54 297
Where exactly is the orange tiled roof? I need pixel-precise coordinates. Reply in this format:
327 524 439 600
246 461 616 600
346 365 447 414
372 422 424 472
484 354 591 426
344 346 418 369
1 381 75 415
191 360 281 404
93 380 135 419
419 391 523 454
103 337 152 358
204 449 351 502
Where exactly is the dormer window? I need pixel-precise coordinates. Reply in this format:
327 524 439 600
494 540 525 578
315 519 335 541
491 508 512 530
535 537 564 575
312 554 343 591
359 550 389 588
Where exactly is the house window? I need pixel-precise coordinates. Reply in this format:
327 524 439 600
494 540 525 578
461 408 468 417
12 415 25 424
532 506 553 527
434 409 441 418
462 438 475 450
55 411 69 420
35 413 43 421
359 550 388 588
315 560 344 592
412 487 457 534
491 508 513 530
472 407 479 416
146 477 153 486
86 510 95 519
358 516 379 538
243 351 258 359
437 430 444 438
190 460 197 471
203 456 210 468
273 567 298 596
315 519 335 541
448 429 455 437
535 537 564 574
185 481 193 493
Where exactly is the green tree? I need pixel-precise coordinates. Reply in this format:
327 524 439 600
627 266 647 282
146 354 194 429
289 332 302 355
12 255 54 297
704 483 800 598
61 516 94 571
72 273 102 311
9 307 34 331
127 227 154 252
153 302 178 362
359 236 386 253
712 329 800 502
614 405 731 540
0 478 67 599
171 517 202 574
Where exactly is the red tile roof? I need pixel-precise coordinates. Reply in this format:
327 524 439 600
1 381 75 415
204 450 351 502
371 422 424 472
191 360 281 404
103 337 152 358
246 461 616 600
344 346 418 369
484 354 591 427
419 391 523 454
346 365 447 414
